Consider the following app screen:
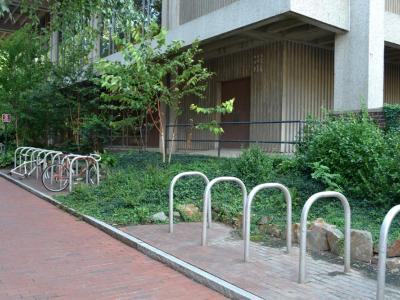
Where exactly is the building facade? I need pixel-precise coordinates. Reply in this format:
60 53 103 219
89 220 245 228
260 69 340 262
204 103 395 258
151 0 400 153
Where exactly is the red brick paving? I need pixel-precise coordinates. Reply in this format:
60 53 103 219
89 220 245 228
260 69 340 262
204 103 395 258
0 177 225 300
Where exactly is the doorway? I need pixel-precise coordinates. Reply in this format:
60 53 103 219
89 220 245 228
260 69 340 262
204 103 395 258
221 77 251 149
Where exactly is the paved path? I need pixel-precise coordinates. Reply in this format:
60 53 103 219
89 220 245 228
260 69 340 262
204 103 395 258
123 223 400 300
0 177 224 300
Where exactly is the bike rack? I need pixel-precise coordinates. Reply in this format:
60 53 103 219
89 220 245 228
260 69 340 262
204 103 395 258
169 172 211 233
202 177 247 246
298 191 351 284
376 205 400 300
244 183 292 262
68 154 101 192
11 147 40 177
35 150 62 180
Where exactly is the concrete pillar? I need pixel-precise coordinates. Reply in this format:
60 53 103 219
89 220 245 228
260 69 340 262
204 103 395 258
334 0 385 112
50 31 59 64
89 15 101 62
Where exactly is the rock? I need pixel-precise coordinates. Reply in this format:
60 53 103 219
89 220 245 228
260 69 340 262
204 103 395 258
259 224 281 238
173 211 181 219
151 212 167 222
307 221 330 252
257 215 273 225
386 258 400 274
176 204 201 221
351 229 373 263
388 240 400 257
292 223 301 243
327 227 344 256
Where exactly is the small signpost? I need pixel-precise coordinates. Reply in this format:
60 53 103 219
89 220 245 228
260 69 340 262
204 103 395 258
2 114 11 153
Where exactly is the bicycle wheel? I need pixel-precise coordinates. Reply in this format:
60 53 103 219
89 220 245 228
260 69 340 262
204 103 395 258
42 164 70 192
88 165 99 185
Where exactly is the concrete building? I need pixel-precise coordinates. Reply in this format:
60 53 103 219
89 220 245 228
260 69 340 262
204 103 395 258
146 0 400 153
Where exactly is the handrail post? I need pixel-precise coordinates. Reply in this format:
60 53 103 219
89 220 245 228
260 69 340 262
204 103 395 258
298 191 351 284
376 205 400 300
202 177 247 246
169 172 210 233
244 183 292 262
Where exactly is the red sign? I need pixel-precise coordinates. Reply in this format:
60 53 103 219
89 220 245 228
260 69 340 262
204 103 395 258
2 114 11 123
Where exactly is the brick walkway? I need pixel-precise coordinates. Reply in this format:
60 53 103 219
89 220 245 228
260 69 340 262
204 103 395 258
123 223 400 300
0 177 225 300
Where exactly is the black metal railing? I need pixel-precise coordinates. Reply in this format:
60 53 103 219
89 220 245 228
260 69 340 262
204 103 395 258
165 120 307 156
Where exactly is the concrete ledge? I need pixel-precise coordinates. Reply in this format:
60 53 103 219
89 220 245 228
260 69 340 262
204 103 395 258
0 172 262 300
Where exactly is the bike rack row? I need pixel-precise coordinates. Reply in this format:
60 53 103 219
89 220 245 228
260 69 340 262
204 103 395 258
169 171 398 299
12 147 62 178
11 147 101 192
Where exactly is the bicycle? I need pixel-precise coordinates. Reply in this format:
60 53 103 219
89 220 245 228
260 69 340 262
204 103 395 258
41 153 101 192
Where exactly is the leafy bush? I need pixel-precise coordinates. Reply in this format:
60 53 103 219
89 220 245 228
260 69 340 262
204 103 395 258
0 151 13 168
384 104 400 132
297 110 400 205
234 146 273 188
81 115 110 152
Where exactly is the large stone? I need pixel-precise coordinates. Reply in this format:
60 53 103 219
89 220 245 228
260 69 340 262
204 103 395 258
327 227 344 256
291 223 301 244
259 224 281 238
258 215 273 225
351 229 373 263
386 258 400 274
151 211 167 222
176 204 201 221
388 240 400 257
307 220 330 252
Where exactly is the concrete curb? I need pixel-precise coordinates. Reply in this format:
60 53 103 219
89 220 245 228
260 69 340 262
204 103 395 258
0 172 262 300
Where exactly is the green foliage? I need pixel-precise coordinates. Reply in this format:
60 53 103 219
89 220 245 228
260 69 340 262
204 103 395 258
0 26 51 146
190 99 235 135
383 104 400 132
310 162 344 193
81 114 110 152
234 146 273 188
58 150 400 243
0 150 13 168
96 22 214 162
297 110 400 206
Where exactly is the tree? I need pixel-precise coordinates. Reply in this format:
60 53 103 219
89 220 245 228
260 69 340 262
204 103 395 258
96 22 214 162
0 26 51 146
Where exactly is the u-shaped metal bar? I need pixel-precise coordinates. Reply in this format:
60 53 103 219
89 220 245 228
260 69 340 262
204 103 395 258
169 172 210 233
202 177 247 246
244 183 292 262
376 205 400 300
298 191 351 284
69 156 90 192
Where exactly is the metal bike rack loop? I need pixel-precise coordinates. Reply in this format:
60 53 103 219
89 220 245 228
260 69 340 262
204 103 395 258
202 177 247 246
376 205 400 300
68 154 101 192
69 155 90 192
244 183 292 262
169 172 210 233
298 191 351 284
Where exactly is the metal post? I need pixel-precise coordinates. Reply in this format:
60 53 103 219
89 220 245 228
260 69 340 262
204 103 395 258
202 177 247 246
169 172 210 233
244 183 292 262
376 205 400 300
298 191 351 284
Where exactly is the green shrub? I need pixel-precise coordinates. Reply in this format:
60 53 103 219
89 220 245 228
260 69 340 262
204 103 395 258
234 146 273 188
383 104 400 132
297 110 400 205
0 151 13 168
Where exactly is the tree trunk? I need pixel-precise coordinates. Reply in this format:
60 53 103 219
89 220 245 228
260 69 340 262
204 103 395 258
168 117 178 164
